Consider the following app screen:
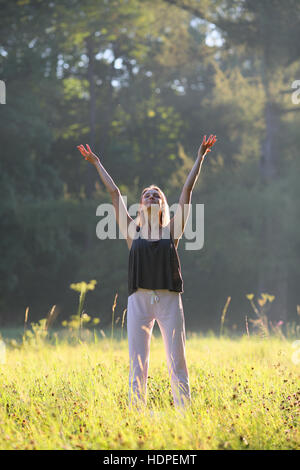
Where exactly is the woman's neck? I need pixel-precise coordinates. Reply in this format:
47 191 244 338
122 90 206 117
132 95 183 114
142 219 162 239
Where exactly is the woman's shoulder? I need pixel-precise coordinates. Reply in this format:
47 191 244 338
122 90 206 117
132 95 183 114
127 222 140 238
127 223 141 251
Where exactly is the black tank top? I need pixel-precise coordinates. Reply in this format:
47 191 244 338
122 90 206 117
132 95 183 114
128 225 184 297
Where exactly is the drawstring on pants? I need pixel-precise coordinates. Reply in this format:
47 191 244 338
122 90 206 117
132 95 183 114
150 290 160 304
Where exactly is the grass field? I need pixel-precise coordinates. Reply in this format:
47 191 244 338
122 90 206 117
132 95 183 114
0 330 299 450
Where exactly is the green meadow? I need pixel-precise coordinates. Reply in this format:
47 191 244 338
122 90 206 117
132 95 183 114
0 330 299 450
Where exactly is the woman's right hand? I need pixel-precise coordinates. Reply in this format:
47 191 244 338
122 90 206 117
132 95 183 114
197 134 217 159
77 144 100 166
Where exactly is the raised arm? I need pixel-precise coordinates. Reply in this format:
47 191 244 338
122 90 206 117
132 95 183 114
77 144 137 249
170 135 217 248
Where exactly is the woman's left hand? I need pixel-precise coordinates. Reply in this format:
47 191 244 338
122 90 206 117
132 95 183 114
198 134 217 159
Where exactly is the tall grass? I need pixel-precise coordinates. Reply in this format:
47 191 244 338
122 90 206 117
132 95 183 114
0 287 298 450
0 331 299 450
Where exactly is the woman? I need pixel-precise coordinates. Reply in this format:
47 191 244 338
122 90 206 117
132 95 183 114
77 134 217 409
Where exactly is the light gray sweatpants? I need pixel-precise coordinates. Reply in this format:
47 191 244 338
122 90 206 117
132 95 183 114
127 287 191 408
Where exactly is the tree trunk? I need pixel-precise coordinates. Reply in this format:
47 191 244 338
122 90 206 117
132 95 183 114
85 34 96 199
84 35 97 251
258 100 288 323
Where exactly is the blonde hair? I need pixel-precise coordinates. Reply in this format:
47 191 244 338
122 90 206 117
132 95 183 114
135 185 170 228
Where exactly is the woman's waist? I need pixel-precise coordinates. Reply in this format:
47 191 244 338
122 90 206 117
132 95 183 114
136 287 170 293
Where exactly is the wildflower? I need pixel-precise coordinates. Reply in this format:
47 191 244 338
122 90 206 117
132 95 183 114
258 297 267 307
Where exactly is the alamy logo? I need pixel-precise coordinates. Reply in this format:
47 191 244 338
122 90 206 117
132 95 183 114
291 80 300 105
0 81 6 104
96 198 205 250
291 340 300 365
0 340 6 364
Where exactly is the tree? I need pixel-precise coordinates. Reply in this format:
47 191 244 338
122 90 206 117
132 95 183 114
163 0 300 322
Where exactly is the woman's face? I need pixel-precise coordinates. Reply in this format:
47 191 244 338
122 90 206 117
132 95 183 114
141 189 162 210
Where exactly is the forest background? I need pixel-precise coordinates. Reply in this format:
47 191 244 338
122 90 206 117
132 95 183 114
0 0 300 333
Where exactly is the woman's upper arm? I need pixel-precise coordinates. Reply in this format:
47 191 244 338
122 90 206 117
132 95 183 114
169 186 192 246
111 189 137 244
